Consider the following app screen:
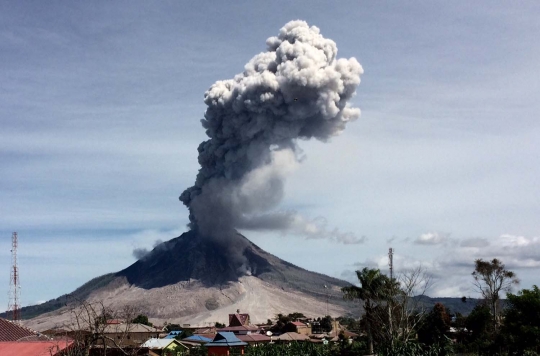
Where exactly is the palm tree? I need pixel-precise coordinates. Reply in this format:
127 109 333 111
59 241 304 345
342 267 386 355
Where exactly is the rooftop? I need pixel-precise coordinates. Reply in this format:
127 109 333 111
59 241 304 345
229 313 250 327
205 332 248 347
0 318 41 342
141 338 179 349
0 340 73 356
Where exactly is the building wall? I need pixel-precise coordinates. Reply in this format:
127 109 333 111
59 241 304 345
295 326 312 336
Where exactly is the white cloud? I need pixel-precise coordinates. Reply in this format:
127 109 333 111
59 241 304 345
350 233 540 297
414 232 448 245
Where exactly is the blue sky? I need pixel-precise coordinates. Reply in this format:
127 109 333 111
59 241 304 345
1 1 540 308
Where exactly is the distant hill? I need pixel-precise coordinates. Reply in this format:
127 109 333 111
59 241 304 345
414 296 482 316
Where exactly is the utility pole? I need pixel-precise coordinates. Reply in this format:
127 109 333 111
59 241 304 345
388 247 394 345
8 232 21 322
388 247 394 280
324 285 328 316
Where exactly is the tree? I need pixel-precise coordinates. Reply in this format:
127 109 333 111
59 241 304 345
131 314 152 326
271 312 308 333
418 303 451 346
342 267 387 355
472 258 519 330
320 315 333 333
61 299 143 356
380 267 432 347
502 285 540 354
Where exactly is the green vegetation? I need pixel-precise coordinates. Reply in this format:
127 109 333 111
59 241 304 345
271 312 308 333
339 259 540 356
502 285 540 354
472 258 519 331
131 314 152 326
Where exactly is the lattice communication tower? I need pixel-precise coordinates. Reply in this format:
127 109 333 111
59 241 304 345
8 232 21 322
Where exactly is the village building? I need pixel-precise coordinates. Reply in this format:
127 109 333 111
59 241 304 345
64 322 162 349
205 332 248 355
290 321 312 335
217 311 262 336
275 332 310 343
236 333 271 345
141 338 188 355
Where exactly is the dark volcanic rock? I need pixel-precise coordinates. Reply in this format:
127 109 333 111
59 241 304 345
116 230 348 298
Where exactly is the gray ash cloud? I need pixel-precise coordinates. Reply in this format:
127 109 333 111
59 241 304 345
180 20 364 248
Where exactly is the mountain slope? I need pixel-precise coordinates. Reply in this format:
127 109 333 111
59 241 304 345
20 231 360 330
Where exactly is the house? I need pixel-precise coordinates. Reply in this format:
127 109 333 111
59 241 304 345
205 332 248 355
229 312 250 327
0 339 74 356
290 321 312 335
236 333 271 345
194 327 216 335
275 332 310 343
218 312 261 335
217 325 260 335
0 317 42 341
66 322 162 349
141 338 188 355
183 335 212 344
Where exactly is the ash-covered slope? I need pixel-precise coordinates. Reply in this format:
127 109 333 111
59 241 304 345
117 230 349 296
21 231 359 329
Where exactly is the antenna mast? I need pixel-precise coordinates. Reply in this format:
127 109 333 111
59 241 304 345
8 232 21 322
388 247 394 280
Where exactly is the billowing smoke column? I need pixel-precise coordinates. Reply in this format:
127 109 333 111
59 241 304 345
180 21 364 251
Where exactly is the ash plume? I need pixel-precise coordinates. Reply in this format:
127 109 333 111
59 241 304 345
180 21 364 250
131 239 164 260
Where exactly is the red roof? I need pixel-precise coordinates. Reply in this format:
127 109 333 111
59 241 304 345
0 318 39 342
0 340 73 356
195 333 217 340
292 321 307 327
106 319 123 324
228 313 249 326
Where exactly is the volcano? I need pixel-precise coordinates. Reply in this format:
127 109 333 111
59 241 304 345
23 231 360 331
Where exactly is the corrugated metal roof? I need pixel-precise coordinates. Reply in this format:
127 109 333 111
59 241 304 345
98 323 161 333
0 318 40 342
275 332 310 341
205 332 248 347
184 335 212 343
0 340 73 356
141 338 177 349
237 334 271 343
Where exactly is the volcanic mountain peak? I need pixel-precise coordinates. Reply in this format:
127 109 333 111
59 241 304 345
22 231 360 331
117 231 347 293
